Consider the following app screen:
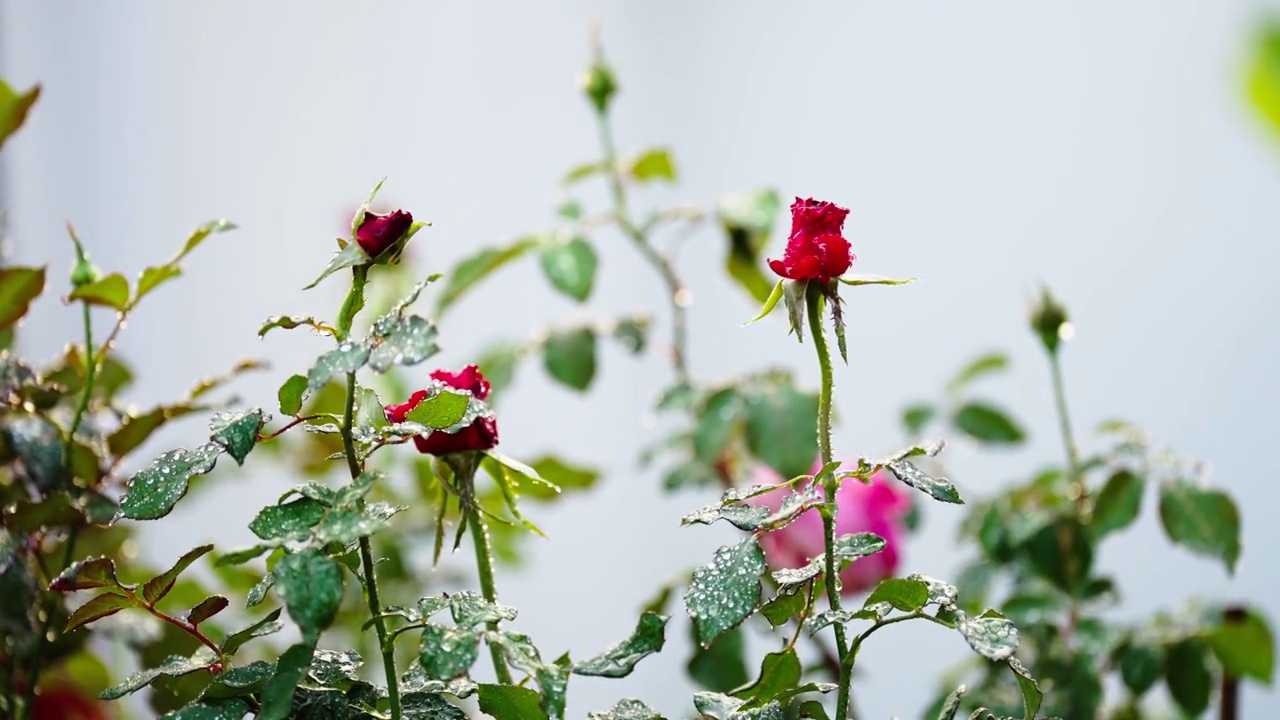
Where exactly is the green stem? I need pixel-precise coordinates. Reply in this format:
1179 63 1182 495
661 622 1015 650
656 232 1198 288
1049 352 1084 506
806 286 852 719
466 502 514 684
67 303 95 442
594 110 690 385
336 267 401 720
839 612 956 682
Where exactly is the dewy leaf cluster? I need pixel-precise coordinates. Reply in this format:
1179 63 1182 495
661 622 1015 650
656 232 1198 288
0 26 1271 720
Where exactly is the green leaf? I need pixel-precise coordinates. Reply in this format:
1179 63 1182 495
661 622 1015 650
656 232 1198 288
135 220 237 302
277 374 308 416
796 700 830 720
403 387 472 429
435 237 540 315
682 502 769 532
0 77 40 149
885 459 962 504
160 699 252 720
863 578 929 613
735 649 801 707
742 375 819 480
221 607 284 656
209 408 264 466
419 624 480 679
1158 479 1241 573
449 590 518 628
1008 657 1043 720
563 160 605 184
246 574 274 608
203 661 275 698
305 340 371 397
626 147 676 182
119 443 224 520
1119 642 1163 695
304 237 370 290
1208 609 1274 684
100 650 217 699
1165 637 1212 716
957 610 1019 661
574 612 666 678
953 402 1024 444
693 692 783 719
185 596 229 625
273 551 343 641
902 403 936 434
476 343 521 399
834 532 889 563
611 315 650 354
48 556 122 592
312 507 394 545
525 455 599 501
744 279 786 325
1092 469 1144 538
308 648 363 685
586 698 665 720
250 498 326 541
760 591 807 627
367 314 440 373
65 591 136 631
694 387 744 463
257 315 336 338
135 265 182 301
720 189 782 303
0 266 45 332
947 352 1009 390
142 544 214 604
1023 516 1094 595
477 683 550 720
401 693 467 719
782 279 807 342
685 537 766 646
935 685 965 720
836 275 916 287
257 642 315 720
1248 20 1280 139
67 272 129 310
540 236 598 302
543 326 597 391
688 624 749 691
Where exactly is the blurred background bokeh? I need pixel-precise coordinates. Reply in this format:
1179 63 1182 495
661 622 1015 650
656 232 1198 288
3 2 1278 717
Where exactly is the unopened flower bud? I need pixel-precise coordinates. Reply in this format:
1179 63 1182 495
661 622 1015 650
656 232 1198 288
1029 287 1070 355
579 61 617 115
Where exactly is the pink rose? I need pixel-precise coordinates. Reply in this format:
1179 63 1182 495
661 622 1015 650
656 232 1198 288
748 460 909 595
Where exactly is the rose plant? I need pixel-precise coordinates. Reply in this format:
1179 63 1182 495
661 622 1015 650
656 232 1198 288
0 29 1272 720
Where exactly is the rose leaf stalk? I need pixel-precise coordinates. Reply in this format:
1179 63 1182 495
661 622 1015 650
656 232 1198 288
335 267 401 720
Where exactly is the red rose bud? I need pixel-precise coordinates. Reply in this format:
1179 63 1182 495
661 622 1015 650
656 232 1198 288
384 364 498 456
767 197 855 283
355 209 413 258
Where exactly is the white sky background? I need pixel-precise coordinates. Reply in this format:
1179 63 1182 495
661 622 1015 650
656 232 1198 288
3 2 1279 717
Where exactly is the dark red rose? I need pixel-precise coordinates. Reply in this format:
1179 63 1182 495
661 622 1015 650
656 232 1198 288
767 197 855 283
384 364 498 455
355 209 413 258
30 686 109 720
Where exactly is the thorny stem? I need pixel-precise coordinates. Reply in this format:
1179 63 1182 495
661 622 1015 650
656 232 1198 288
466 496 515 685
593 98 690 386
126 588 222 657
21 303 97 719
805 286 853 719
258 415 327 442
336 271 402 720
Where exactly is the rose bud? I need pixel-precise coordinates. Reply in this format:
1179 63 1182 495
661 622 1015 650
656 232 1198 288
767 197 855 283
355 209 413 258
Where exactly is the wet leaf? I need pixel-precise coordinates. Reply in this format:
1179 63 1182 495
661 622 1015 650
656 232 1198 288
735 649 801 707
48 556 122 592
477 683 549 720
185 596 229 626
257 642 315 720
304 238 370 290
367 314 439 373
863 578 929 613
273 551 343 641
401 692 467 719
221 607 283 656
308 648 363 686
586 698 664 720
119 443 224 520
419 624 480 679
450 590 518 628
250 498 326 541
142 544 214 604
159 699 251 720
957 610 1019 661
209 408 264 466
257 315 336 338
685 537 766 646
305 341 371 397
573 611 667 678
885 459 962 504
277 374 308 416
65 591 136 631
100 649 217 699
